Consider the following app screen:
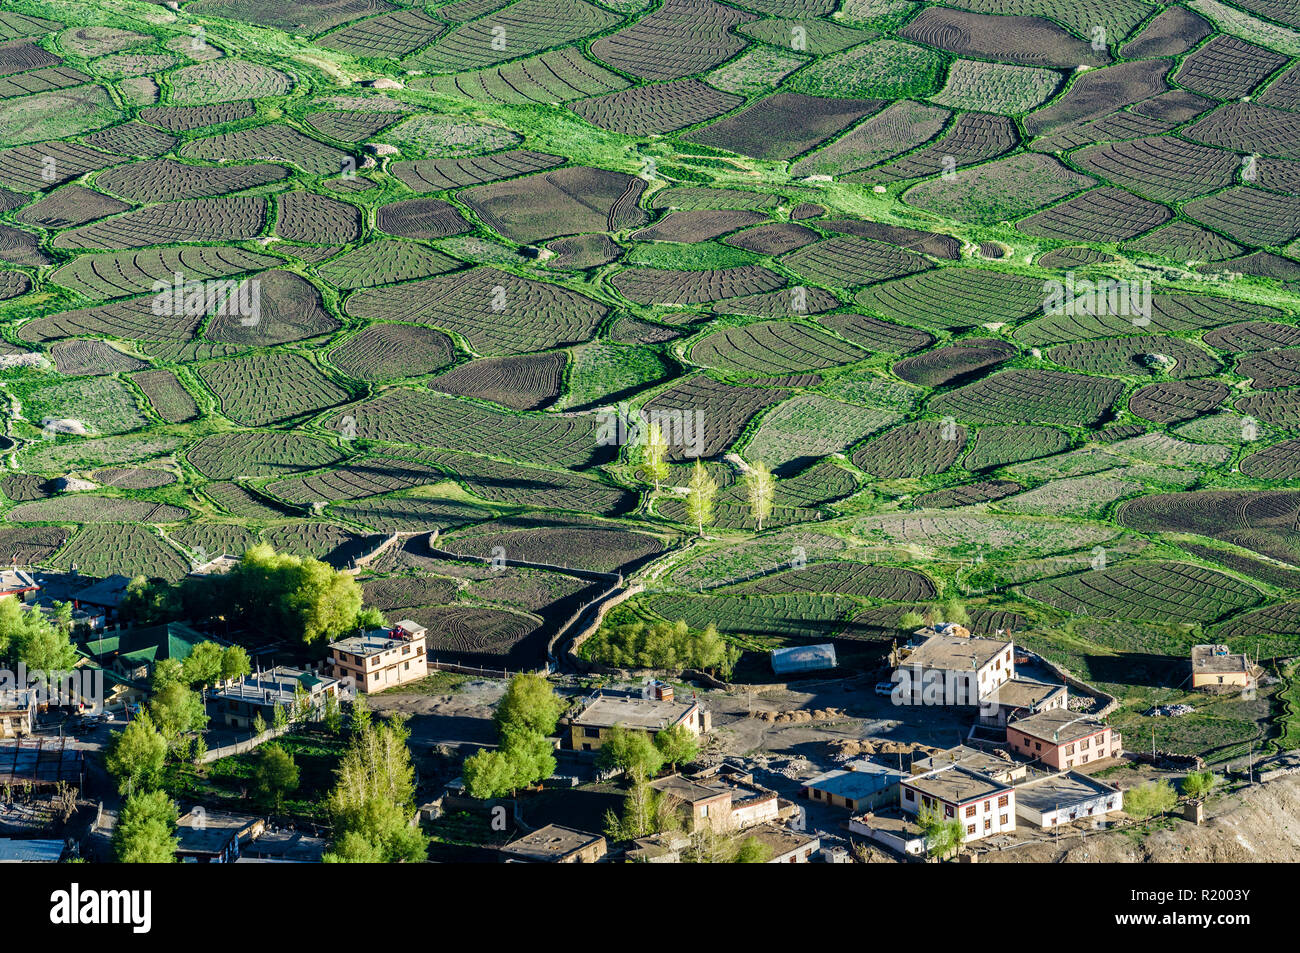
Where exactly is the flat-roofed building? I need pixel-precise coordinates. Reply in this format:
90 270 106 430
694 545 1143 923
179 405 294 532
746 824 820 863
1006 709 1121 771
569 692 710 752
848 811 928 857
910 745 1027 784
0 688 36 739
501 824 606 863
0 838 64 862
176 811 263 863
0 569 39 603
651 772 780 832
894 635 1014 707
208 666 342 730
328 621 428 693
1191 644 1255 690
802 761 904 812
1014 771 1123 828
979 677 1068 727
900 765 1016 842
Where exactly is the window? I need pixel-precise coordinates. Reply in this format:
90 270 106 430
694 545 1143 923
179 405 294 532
1000 815 1008 826
983 818 991 831
998 794 1009 808
1035 742 1041 751
583 727 600 738
904 789 915 802
945 804 954 818
1064 744 1075 755
1080 736 1090 748
966 824 975 835
983 800 990 812
965 804 976 818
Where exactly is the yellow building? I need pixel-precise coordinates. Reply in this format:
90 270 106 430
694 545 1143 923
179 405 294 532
569 692 710 752
1191 644 1255 690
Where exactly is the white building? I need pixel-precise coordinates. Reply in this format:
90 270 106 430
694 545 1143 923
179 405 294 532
893 634 1015 707
1014 772 1123 829
900 764 1016 842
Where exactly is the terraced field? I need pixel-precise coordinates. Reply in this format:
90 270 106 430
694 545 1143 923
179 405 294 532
0 0 1296 723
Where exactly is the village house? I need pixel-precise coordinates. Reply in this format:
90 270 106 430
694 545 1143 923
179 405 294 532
978 677 1069 727
1190 644 1256 690
1013 771 1124 829
175 811 264 863
501 824 606 863
69 574 132 621
207 666 342 730
802 760 904 812
650 771 782 832
80 622 209 685
569 691 709 752
0 689 36 739
848 811 929 857
1006 709 1122 771
900 765 1016 842
746 824 820 863
0 568 39 603
327 620 428 693
910 745 1027 784
893 633 1015 707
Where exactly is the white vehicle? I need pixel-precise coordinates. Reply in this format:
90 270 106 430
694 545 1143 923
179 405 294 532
874 681 895 697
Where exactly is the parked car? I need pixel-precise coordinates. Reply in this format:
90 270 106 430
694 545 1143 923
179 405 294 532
874 681 895 697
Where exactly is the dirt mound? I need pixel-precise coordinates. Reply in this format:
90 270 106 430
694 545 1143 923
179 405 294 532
750 707 846 724
832 738 940 759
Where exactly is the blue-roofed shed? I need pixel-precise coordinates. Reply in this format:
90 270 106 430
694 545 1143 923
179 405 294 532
802 761 904 812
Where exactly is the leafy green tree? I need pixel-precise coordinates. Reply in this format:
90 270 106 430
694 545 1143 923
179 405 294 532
105 713 168 795
898 610 926 633
685 460 717 536
918 803 965 858
324 714 427 863
1124 779 1178 820
584 619 738 678
642 422 670 493
462 748 517 799
220 645 251 683
113 790 178 863
226 544 364 645
120 576 181 627
605 772 679 842
940 599 970 626
495 672 564 737
596 725 665 779
1182 770 1219 800
500 726 556 791
0 597 77 673
148 681 208 748
182 641 225 688
150 658 184 692
743 460 775 532
733 836 773 863
323 692 343 735
272 702 289 732
252 711 267 737
655 723 699 770
356 606 386 630
350 696 372 735
254 744 300 810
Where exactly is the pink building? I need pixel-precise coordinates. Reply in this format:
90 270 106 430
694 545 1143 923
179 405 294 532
1006 709 1121 771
